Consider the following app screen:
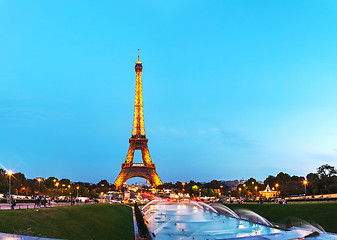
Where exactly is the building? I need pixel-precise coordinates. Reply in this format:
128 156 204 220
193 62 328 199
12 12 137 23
259 184 278 199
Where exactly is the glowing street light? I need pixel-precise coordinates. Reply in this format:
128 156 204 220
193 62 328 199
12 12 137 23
303 180 308 200
7 170 13 203
37 178 42 196
55 182 59 197
76 186 79 198
182 182 186 193
254 186 258 196
275 183 279 196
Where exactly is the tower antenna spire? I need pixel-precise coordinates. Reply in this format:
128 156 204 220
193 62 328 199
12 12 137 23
138 49 140 62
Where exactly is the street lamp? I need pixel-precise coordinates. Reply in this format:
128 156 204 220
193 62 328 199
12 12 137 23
275 183 279 196
37 178 42 196
238 187 242 198
182 182 186 193
55 182 59 197
254 186 258 196
7 170 13 203
303 180 308 201
76 186 79 198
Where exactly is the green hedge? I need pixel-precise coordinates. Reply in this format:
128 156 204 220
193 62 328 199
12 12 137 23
134 202 150 239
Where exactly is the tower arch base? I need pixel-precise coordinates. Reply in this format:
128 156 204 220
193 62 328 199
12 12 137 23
114 165 162 190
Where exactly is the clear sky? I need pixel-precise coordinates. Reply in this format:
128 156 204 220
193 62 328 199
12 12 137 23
1 1 337 183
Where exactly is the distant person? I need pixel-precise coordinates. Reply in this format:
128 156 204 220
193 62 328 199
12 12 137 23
10 197 16 209
35 197 40 208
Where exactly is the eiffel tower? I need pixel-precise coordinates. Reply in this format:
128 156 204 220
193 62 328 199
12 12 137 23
114 50 162 190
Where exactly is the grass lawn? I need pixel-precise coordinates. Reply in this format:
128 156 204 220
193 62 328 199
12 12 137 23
0 204 133 240
225 202 337 233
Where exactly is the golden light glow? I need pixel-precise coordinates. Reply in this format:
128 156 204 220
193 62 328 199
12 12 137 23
68 185 71 188
255 186 258 190
37 178 41 182
53 179 56 182
303 180 308 185
55 182 59 187
76 186 79 190
114 52 163 190
243 184 246 187
132 52 145 137
238 187 242 191
7 170 13 176
182 182 186 186
252 182 255 185
62 184 66 187
275 183 279 188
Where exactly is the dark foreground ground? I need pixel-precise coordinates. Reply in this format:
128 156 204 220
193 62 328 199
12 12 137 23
0 204 133 240
225 202 337 233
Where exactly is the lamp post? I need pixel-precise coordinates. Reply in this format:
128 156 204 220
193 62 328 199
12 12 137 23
303 180 308 201
275 183 279 197
7 170 13 203
37 178 42 196
76 186 79 198
254 186 258 196
55 182 59 197
238 187 242 198
182 182 186 193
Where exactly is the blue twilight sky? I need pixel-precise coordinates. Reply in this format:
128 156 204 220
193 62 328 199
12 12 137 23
1 1 337 184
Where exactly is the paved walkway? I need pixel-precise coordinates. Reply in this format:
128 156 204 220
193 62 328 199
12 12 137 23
0 232 63 240
0 201 95 210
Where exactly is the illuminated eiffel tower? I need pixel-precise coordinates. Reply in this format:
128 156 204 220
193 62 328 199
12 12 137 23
114 50 162 190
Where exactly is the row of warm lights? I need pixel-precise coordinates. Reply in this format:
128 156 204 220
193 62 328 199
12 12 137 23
238 180 309 192
7 171 81 190
238 185 259 191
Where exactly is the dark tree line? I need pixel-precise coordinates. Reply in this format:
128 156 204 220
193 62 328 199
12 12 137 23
157 164 337 198
0 169 115 198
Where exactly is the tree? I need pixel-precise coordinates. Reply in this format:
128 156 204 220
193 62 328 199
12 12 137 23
0 169 9 193
306 173 319 182
59 179 71 186
12 172 26 192
276 172 291 184
97 180 110 193
317 164 337 179
44 177 58 189
90 189 99 198
264 175 277 186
